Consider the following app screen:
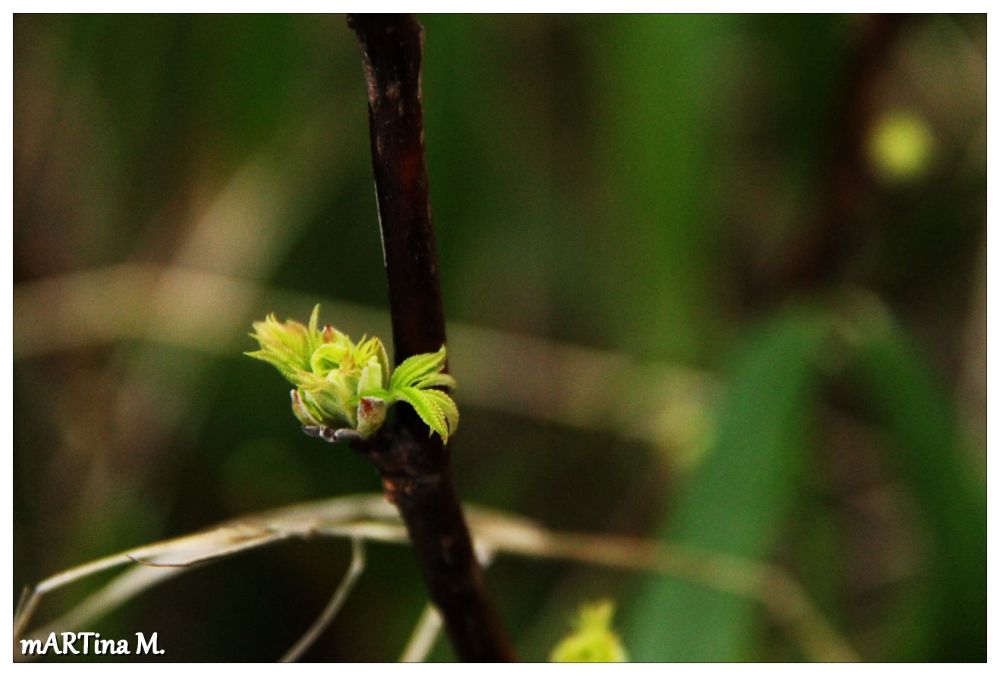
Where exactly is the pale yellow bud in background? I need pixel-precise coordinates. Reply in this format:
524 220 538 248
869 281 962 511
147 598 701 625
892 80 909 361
867 110 935 183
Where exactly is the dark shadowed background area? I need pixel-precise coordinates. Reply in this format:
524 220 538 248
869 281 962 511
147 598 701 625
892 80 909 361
13 14 985 662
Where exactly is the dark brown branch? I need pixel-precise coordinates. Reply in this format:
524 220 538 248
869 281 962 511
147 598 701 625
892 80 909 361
346 14 516 662
745 15 907 304
781 15 907 289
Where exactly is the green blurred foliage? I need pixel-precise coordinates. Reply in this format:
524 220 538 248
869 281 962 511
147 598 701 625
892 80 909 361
625 309 828 660
850 311 986 661
13 14 985 662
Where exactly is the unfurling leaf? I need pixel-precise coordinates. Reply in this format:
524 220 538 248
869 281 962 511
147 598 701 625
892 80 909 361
393 386 456 443
389 346 447 390
419 388 459 438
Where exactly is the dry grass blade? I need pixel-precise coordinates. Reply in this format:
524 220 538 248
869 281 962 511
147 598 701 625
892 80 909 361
13 529 297 661
13 496 386 653
281 538 367 663
13 263 714 456
399 604 443 663
22 565 184 656
14 494 857 662
397 545 495 663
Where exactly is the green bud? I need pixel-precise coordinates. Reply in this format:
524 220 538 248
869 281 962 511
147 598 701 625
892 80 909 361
868 110 934 183
310 342 350 376
302 381 354 428
358 360 385 395
247 305 459 443
290 389 323 428
356 396 388 437
550 600 628 663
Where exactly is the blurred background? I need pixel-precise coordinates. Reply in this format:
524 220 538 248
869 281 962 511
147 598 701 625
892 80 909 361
13 14 985 662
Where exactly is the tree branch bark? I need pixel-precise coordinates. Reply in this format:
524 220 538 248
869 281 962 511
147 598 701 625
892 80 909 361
346 13 516 662
772 15 908 294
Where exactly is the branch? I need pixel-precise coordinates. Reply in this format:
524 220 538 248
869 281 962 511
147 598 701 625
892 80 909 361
400 548 495 662
346 14 516 662
771 15 908 295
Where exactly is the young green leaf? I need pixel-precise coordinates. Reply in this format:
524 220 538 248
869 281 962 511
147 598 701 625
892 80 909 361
244 348 304 384
389 346 448 390
394 386 450 442
419 388 459 438
413 372 458 390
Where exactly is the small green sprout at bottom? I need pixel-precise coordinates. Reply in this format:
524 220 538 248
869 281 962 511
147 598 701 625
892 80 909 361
550 600 629 663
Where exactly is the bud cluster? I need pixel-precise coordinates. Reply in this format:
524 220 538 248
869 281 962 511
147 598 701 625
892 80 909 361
246 305 458 442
